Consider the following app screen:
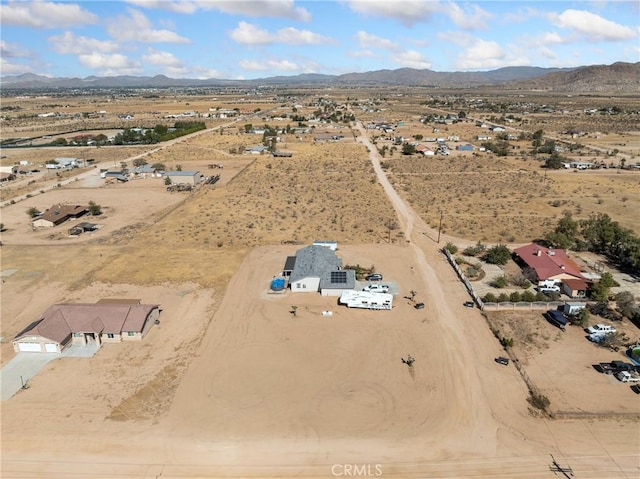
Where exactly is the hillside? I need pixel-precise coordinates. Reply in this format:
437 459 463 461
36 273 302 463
1 62 637 92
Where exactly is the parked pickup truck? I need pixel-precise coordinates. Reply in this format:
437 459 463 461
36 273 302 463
598 361 636 374
587 324 616 335
363 284 390 293
615 371 640 383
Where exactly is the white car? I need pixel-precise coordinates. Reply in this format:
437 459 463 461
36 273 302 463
586 324 616 335
363 284 390 293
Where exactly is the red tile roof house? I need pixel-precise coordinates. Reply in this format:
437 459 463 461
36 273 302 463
12 301 160 353
32 204 88 228
513 243 588 287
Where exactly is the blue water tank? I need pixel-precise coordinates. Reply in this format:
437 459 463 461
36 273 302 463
270 278 285 291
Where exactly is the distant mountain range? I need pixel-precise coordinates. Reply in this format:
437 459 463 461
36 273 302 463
2 62 638 92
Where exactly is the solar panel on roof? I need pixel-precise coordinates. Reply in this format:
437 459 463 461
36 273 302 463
330 271 347 284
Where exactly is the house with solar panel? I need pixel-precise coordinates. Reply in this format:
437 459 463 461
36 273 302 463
287 244 356 296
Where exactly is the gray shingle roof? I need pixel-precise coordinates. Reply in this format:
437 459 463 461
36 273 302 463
289 245 354 290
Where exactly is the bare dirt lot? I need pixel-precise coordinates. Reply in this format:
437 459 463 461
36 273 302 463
1 91 639 478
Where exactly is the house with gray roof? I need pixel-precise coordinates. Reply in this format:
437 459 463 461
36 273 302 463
288 245 355 296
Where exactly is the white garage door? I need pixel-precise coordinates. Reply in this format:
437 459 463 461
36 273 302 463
44 343 58 353
17 342 42 352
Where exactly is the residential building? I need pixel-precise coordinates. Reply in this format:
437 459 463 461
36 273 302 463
32 204 88 228
288 245 355 296
513 243 585 284
12 301 160 353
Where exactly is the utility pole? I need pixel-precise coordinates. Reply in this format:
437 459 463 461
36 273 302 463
437 210 444 243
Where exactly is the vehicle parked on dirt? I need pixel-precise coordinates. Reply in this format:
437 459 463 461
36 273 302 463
598 361 636 374
495 357 510 366
363 284 389 293
616 371 640 383
587 324 616 335
414 302 425 310
463 301 475 308
588 332 615 343
365 273 383 281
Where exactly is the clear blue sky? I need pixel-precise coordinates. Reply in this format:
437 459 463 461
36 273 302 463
1 0 638 79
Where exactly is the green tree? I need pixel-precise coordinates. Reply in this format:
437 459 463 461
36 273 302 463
151 163 166 171
244 123 253 133
175 164 182 171
532 129 544 149
154 124 168 136
482 293 497 303
483 244 511 265
589 281 610 302
544 152 564 169
521 290 536 302
26 206 40 218
164 176 172 186
509 291 522 302
402 143 416 155
599 272 617 288
88 201 102 216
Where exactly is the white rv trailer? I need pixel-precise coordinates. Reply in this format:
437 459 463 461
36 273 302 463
339 290 393 310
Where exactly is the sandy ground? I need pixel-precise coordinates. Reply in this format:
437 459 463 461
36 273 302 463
1 121 639 478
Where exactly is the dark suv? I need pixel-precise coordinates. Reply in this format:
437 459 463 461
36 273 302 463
365 273 383 281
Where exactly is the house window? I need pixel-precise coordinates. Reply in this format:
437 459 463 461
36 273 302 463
73 332 83 337
127 332 135 337
106 333 115 339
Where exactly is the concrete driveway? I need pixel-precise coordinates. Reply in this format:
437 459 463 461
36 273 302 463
1 342 99 401
1 352 59 401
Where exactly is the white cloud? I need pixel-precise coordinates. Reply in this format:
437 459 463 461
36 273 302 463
454 39 507 70
0 0 97 28
239 58 300 71
229 21 335 45
443 2 492 30
0 40 31 58
538 31 572 46
142 49 183 67
125 0 311 21
106 8 191 44
77 53 141 75
0 58 34 74
348 49 375 58
392 50 432 69
355 31 399 51
345 0 440 26
550 9 636 41
49 32 119 55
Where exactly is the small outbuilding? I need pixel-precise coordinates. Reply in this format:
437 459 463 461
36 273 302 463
163 170 202 185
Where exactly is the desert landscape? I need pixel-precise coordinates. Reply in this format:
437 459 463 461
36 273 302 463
1 82 639 479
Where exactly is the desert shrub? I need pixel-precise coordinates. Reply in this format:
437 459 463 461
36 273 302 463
482 293 497 303
444 242 458 254
500 337 514 348
616 291 639 320
497 293 510 303
463 241 486 256
571 308 590 327
26 206 40 218
509 291 522 302
483 244 511 265
491 276 508 288
510 273 531 289
521 290 536 302
528 391 550 412
535 292 548 301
